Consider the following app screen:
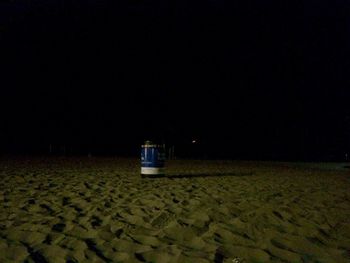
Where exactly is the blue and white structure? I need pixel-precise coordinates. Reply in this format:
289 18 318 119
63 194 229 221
141 140 165 176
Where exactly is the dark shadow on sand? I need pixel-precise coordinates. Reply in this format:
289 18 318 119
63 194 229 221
142 172 254 179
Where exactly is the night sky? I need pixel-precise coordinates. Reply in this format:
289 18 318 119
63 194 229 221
1 0 349 160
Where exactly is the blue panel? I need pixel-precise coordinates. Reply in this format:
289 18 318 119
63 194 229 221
141 145 165 168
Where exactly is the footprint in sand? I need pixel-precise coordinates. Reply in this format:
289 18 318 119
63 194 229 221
151 212 175 228
84 182 92 190
104 201 112 208
39 203 55 215
70 204 83 214
52 223 66 232
90 216 103 228
115 228 123 238
62 196 71 206
28 199 36 205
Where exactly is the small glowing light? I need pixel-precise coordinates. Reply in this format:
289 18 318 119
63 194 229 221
192 140 196 144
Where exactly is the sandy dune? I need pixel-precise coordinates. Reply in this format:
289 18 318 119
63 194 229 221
0 158 349 262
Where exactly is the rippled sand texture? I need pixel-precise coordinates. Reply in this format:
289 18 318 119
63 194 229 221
0 158 349 262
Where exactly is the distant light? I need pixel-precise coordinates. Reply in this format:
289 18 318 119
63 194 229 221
192 140 197 144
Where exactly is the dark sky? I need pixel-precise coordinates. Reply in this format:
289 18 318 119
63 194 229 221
0 0 349 160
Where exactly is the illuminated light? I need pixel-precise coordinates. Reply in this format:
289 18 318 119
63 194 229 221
192 140 196 144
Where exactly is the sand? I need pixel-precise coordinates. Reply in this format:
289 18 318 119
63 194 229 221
0 157 349 263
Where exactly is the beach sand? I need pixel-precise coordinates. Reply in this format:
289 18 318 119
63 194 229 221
0 158 349 262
